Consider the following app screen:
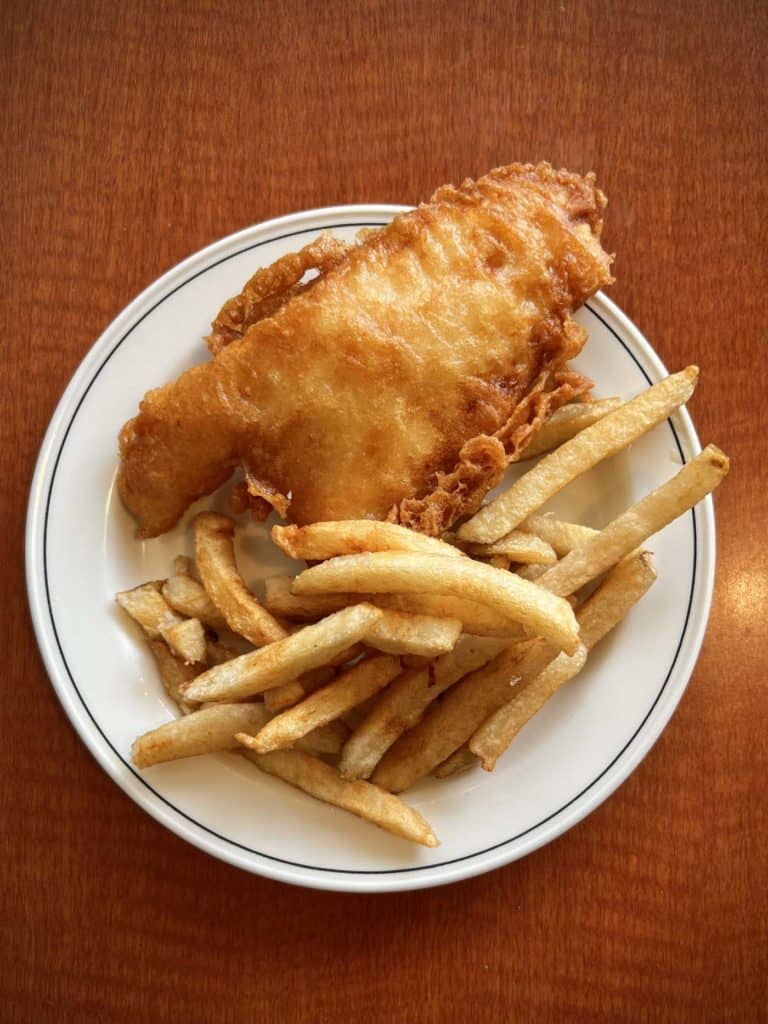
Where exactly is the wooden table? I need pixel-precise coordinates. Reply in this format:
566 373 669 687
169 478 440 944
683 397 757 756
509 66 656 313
3 2 766 1019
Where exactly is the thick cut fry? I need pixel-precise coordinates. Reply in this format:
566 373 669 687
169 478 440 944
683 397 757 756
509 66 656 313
338 635 509 780
272 520 463 561
433 746 479 779
238 654 402 753
132 703 270 768
161 617 207 665
146 637 200 711
458 367 699 542
364 609 462 657
292 552 580 655
117 583 182 638
180 604 382 703
264 575 523 638
464 531 557 564
575 550 658 649
372 641 559 792
470 646 588 770
537 445 729 597
242 748 439 847
521 514 598 556
519 397 623 459
488 555 511 570
515 564 549 581
172 554 195 577
469 552 657 768
194 512 287 646
263 665 337 713
295 718 350 757
263 576 350 620
162 573 227 630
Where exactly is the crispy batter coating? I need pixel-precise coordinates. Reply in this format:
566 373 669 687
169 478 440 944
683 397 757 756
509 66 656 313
118 163 612 537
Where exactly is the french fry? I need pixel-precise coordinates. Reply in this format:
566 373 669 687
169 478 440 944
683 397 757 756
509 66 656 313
263 576 350 620
338 635 509 780
488 554 511 571
161 617 207 665
575 550 658 650
263 665 337 713
264 575 524 638
469 646 588 770
132 703 270 768
237 654 402 753
433 746 479 779
292 552 580 655
371 640 557 792
521 514 598 556
162 573 227 630
537 445 729 597
171 554 195 577
458 367 699 542
272 519 463 561
519 397 623 460
364 609 462 657
242 748 439 847
515 564 549 581
469 552 657 769
295 718 350 757
179 604 382 703
146 638 201 712
462 531 557 565
194 512 287 646
117 583 182 638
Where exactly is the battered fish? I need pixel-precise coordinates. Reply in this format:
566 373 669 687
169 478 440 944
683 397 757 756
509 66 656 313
118 163 612 537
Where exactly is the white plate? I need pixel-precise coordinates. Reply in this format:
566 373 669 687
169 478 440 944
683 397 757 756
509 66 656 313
26 205 715 893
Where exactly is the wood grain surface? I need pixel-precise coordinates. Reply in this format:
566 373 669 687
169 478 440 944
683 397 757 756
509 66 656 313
2 1 766 1020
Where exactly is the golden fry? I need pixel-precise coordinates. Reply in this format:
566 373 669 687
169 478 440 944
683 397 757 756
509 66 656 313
458 367 699 543
180 604 382 703
238 654 402 753
195 512 286 646
272 520 463 561
292 552 579 654
519 397 622 460
338 635 509 780
243 748 439 847
537 445 728 596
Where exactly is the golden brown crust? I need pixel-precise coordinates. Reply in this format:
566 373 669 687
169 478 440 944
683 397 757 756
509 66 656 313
118 162 613 537
207 231 350 354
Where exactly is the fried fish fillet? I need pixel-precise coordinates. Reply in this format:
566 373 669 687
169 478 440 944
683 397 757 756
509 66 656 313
118 163 612 537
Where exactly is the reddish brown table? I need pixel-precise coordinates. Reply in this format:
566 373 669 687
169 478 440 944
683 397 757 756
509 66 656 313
2 2 766 1020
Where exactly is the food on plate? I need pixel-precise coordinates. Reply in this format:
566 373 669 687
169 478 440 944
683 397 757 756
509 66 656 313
194 512 286 645
291 551 581 654
517 396 622 460
534 445 729 596
241 749 439 848
458 530 558 564
118 163 612 538
469 551 657 769
161 617 207 665
363 609 462 657
237 654 403 754
180 604 382 703
338 635 510 781
272 520 464 562
521 514 598 556
263 575 523 637
457 366 699 543
117 247 729 847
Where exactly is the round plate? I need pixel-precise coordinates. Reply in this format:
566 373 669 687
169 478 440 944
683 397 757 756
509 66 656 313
26 205 715 892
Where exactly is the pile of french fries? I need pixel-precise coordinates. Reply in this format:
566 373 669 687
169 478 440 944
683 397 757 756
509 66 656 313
118 367 729 847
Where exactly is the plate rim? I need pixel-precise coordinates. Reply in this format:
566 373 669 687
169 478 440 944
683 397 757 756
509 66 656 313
25 204 716 892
